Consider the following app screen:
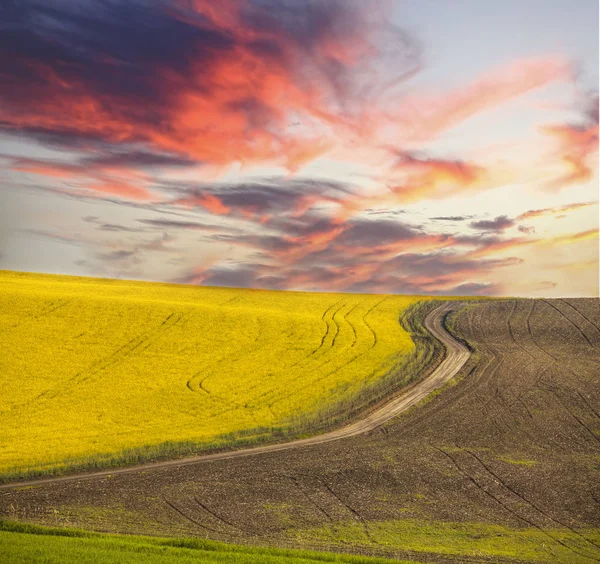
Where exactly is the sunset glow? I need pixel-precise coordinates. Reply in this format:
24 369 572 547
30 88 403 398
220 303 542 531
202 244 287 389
1 0 598 296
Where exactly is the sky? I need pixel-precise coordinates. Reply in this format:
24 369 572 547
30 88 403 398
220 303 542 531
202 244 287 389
0 0 598 297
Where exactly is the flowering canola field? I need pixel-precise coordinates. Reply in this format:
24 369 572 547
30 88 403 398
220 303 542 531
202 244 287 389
0 270 424 477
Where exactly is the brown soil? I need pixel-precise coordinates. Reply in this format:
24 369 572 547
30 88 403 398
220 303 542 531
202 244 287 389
1 298 599 563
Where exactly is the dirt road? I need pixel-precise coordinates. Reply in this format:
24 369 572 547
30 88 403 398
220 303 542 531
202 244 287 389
0 302 470 490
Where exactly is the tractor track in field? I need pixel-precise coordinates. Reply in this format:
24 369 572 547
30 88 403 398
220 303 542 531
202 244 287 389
0 302 470 491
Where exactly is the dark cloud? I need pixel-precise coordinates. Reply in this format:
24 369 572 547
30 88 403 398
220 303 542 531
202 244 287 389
386 252 521 279
174 235 521 296
84 215 146 232
469 215 515 232
92 233 176 275
0 0 419 168
431 215 472 222
137 218 236 232
335 218 420 247
98 224 146 233
584 91 599 125
81 150 199 170
201 266 263 289
10 178 191 217
25 229 85 245
518 225 535 234
266 209 343 237
97 249 138 262
0 0 235 113
171 178 353 217
445 282 503 296
176 262 281 289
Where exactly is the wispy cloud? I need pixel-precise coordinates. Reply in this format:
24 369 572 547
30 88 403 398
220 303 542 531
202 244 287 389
517 200 598 220
393 56 573 141
541 91 599 189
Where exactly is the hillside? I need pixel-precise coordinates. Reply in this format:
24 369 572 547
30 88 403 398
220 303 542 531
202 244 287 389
0 270 427 479
3 298 597 563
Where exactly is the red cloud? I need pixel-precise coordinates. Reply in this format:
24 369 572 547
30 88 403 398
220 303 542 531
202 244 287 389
174 193 231 215
1 1 418 173
86 180 154 201
11 158 155 201
13 163 78 179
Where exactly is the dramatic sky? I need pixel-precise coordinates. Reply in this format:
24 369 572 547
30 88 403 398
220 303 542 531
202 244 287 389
1 0 598 296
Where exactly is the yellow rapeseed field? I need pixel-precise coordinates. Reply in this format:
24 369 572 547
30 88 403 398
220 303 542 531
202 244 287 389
0 270 427 477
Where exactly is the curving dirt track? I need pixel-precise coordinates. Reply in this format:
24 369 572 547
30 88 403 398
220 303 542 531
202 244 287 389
0 302 468 491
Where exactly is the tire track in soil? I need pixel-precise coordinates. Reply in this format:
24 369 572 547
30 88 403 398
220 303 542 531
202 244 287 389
287 300 344 370
537 385 600 447
506 300 536 360
12 309 183 410
191 315 305 409
162 497 219 535
523 302 600 446
238 305 351 410
275 473 349 543
289 472 375 543
0 299 72 334
542 299 595 349
319 479 375 543
0 302 471 490
476 302 541 445
433 446 600 563
505 301 555 419
193 496 259 538
463 448 600 554
266 303 360 406
561 299 600 336
267 299 383 412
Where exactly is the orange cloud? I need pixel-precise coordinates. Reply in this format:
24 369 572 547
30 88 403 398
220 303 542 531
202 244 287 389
393 56 573 141
11 158 155 201
174 193 231 215
86 180 153 201
13 163 78 179
467 237 535 258
465 228 597 261
388 153 487 202
538 91 599 189
542 123 599 188
517 201 598 220
545 229 599 246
